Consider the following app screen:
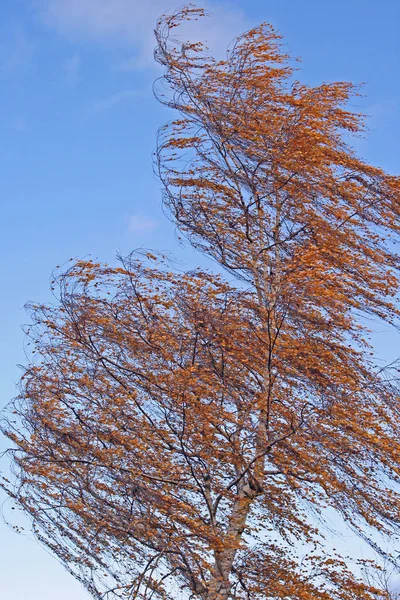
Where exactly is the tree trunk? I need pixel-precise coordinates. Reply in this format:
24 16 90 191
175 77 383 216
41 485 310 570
207 482 259 599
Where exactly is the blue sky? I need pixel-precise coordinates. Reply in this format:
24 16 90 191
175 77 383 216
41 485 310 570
1 0 400 598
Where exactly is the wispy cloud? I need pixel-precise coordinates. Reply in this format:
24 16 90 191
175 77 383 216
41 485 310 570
36 0 250 68
92 88 145 113
64 52 81 84
128 214 158 233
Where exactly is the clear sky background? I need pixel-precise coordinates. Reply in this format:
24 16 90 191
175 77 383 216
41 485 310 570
1 0 400 598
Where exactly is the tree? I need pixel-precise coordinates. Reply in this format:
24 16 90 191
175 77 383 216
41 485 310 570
2 6 400 600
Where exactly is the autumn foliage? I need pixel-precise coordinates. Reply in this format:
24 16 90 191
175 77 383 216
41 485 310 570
2 7 400 600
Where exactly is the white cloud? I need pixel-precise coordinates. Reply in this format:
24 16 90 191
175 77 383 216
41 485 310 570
36 0 250 68
128 214 158 233
64 52 81 84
